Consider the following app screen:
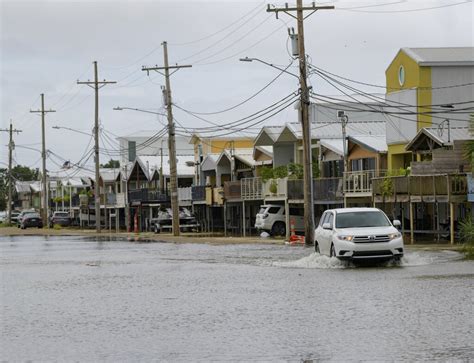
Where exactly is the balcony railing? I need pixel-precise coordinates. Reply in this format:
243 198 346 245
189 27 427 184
241 177 262 200
192 185 206 201
372 174 468 201
287 179 304 200
224 181 242 200
178 187 192 202
314 177 343 202
344 170 380 196
128 188 168 203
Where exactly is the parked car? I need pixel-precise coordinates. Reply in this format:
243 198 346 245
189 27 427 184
255 204 304 236
151 207 199 233
0 211 6 223
20 212 43 229
314 207 404 261
16 209 37 227
10 211 21 224
49 211 71 228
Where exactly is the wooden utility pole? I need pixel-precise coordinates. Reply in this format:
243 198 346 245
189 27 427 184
142 41 192 236
77 61 116 233
267 1 334 246
30 94 56 227
0 121 22 224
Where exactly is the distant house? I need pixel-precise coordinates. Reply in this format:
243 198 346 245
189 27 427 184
385 47 474 170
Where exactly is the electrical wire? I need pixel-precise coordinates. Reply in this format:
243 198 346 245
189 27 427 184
337 0 472 13
169 1 266 47
176 60 294 115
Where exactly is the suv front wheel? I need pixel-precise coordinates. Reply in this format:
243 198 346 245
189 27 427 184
271 222 286 237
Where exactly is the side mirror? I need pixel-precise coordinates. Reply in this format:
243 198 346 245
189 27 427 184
323 222 332 230
393 220 401 228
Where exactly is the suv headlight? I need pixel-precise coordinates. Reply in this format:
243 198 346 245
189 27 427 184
337 235 354 241
388 232 402 240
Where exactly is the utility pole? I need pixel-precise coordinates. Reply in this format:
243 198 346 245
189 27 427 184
142 41 192 236
267 1 334 246
340 113 349 208
77 61 116 233
0 121 22 224
30 94 55 227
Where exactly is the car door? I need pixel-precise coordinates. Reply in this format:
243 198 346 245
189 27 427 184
320 212 334 256
315 212 326 250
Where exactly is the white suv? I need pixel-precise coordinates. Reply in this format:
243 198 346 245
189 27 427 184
255 204 304 236
314 207 404 261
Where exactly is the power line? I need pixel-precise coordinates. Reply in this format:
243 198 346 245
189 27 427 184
169 1 266 46
337 0 472 13
176 61 294 116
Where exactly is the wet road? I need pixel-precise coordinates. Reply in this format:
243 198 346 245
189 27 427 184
1 236 473 361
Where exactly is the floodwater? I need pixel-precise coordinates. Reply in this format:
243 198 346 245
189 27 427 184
1 236 473 362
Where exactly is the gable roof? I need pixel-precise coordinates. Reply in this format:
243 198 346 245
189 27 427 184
402 47 474 67
254 126 285 146
405 126 474 151
348 135 388 153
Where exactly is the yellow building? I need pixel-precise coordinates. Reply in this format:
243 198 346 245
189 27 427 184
385 47 473 170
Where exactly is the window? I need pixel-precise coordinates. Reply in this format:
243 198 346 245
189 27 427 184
335 211 391 228
319 212 327 226
326 213 334 228
268 207 281 214
398 65 405 86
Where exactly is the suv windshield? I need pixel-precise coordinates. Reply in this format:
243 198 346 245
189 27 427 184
335 211 391 228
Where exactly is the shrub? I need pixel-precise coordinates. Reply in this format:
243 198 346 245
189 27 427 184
459 218 474 259
53 224 62 230
260 166 274 183
273 166 288 179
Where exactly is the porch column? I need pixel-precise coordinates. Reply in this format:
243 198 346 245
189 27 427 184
450 202 455 245
224 203 227 237
242 201 246 237
409 201 414 244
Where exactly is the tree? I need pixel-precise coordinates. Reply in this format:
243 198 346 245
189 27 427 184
100 159 120 168
0 165 39 211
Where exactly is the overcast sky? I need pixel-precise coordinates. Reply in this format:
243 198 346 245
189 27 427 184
1 0 472 172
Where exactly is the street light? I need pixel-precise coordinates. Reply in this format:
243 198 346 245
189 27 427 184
52 125 92 137
438 104 454 144
239 57 299 79
240 55 315 245
113 106 167 117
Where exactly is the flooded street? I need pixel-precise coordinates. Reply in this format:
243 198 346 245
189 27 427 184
1 236 473 361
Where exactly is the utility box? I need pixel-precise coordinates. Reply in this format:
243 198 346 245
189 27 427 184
290 33 299 56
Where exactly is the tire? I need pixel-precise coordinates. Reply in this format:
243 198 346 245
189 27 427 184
330 243 336 258
314 242 320 253
271 222 286 237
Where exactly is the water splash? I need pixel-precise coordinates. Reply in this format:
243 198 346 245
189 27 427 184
272 253 349 269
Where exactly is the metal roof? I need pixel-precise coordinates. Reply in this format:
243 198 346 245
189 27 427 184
100 168 121 182
402 47 474 66
15 181 32 193
137 155 196 177
288 121 386 140
320 139 344 156
349 135 388 153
